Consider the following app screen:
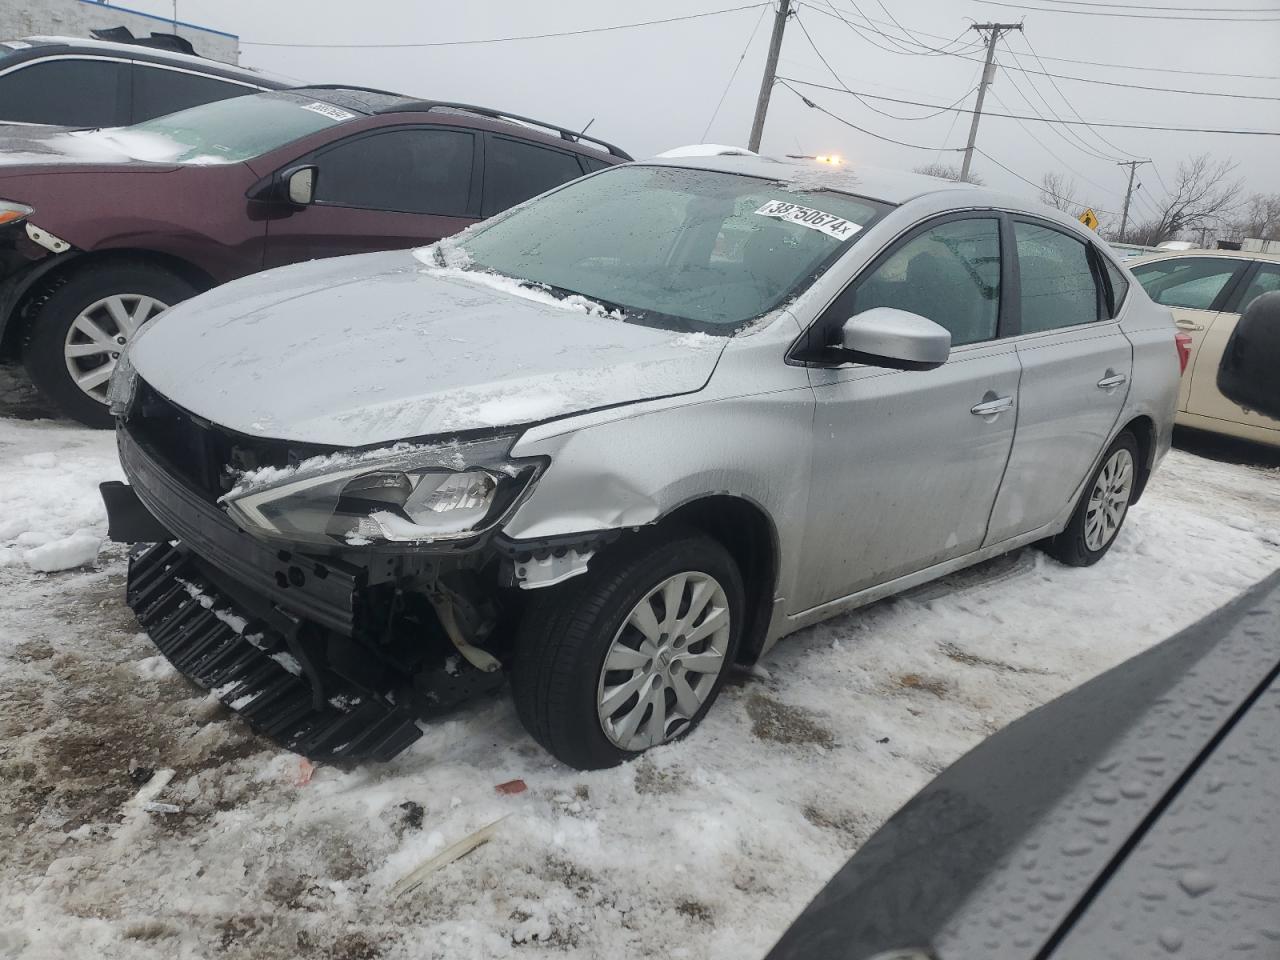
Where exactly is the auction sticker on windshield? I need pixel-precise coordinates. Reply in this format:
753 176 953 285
301 102 356 122
755 200 862 241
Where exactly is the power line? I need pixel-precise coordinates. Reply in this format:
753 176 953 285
777 81 965 152
800 2 1280 90
776 77 1280 135
1008 32 1144 160
241 3 770 48
973 148 1114 215
794 14 979 121
702 4 770 140
994 57 1119 162
1038 0 1278 10
973 0 1280 19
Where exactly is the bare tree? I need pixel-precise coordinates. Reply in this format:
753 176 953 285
1227 192 1280 241
913 162 984 185
1124 154 1243 244
1038 171 1081 214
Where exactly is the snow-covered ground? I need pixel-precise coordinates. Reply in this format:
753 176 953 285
2 372 1278 960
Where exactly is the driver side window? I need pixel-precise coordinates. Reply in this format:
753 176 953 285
849 218 1002 347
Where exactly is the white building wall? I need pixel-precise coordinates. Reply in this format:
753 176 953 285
0 0 238 63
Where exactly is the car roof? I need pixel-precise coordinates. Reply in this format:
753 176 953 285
1128 248 1280 265
7 35 292 87
643 152 1091 221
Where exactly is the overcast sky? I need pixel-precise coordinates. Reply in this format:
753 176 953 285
133 0 1277 229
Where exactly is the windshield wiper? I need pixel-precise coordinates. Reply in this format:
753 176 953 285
521 279 629 317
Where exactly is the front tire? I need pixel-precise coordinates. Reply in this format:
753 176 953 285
1044 431 1139 566
23 262 196 428
512 530 744 770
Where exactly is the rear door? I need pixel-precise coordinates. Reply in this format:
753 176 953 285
985 219 1132 545
1185 260 1280 437
795 215 1020 610
262 125 481 267
1128 255 1251 411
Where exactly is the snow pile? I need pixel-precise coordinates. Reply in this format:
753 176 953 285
0 420 119 572
655 144 757 158
412 242 624 321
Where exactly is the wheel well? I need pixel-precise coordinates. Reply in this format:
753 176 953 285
1122 415 1156 503
658 496 778 665
4 249 216 354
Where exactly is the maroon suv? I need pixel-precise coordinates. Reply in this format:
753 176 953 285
0 86 629 425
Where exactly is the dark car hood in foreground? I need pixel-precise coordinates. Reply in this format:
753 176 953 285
767 568 1280 960
128 251 727 446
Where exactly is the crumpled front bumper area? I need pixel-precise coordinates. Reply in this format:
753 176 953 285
127 541 422 762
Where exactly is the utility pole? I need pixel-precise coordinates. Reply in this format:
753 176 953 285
748 0 791 153
959 22 1022 183
1117 159 1151 242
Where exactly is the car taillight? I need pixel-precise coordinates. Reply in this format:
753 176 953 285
1174 332 1192 374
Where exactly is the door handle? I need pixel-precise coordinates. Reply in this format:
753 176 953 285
970 395 1014 417
1175 319 1204 332
1097 373 1128 390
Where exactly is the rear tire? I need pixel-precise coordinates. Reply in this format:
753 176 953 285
23 262 196 428
1044 430 1139 567
512 529 744 770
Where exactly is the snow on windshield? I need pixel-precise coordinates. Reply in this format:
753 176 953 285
412 240 625 321
63 128 232 165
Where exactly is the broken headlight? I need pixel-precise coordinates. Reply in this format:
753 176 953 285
221 436 541 548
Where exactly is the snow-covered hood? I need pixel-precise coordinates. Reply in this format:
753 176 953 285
0 127 183 172
128 250 728 446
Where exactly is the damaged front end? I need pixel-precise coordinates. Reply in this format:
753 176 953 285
103 378 591 761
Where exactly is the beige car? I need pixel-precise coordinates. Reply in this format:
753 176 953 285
1130 250 1280 446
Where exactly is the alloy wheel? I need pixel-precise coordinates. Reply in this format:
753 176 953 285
1084 447 1134 551
596 571 732 751
63 293 169 404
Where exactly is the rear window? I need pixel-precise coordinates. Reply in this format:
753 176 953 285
74 91 362 164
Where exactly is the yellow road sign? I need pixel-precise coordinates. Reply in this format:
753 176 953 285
1079 208 1099 231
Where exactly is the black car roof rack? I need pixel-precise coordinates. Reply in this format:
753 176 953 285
384 99 632 159
91 26 198 56
290 86 632 159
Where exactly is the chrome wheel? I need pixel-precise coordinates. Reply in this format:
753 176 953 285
596 571 732 751
1084 447 1134 551
63 293 168 404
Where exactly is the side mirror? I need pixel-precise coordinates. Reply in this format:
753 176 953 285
840 307 951 371
285 165 316 206
1217 290 1280 420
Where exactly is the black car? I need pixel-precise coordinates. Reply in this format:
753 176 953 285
0 31 289 129
767 567 1280 960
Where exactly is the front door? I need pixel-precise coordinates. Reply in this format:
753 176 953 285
986 220 1132 543
794 215 1019 612
263 125 480 268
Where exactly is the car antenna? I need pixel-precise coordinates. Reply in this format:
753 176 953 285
575 118 595 142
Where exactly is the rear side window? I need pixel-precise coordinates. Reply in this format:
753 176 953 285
0 58 128 126
580 155 612 173
132 65 251 122
1235 263 1280 314
313 128 475 216
483 136 585 216
1102 257 1130 317
847 217 1002 347
1015 222 1101 333
1130 257 1244 311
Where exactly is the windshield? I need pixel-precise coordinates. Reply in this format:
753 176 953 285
75 92 362 164
454 165 883 332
